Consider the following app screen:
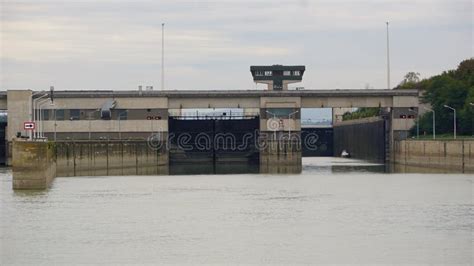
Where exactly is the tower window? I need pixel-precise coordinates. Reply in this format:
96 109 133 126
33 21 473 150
293 70 301 76
283 71 291 76
255 71 264 76
264 71 272 76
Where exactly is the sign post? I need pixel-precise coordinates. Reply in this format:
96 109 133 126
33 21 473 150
24 122 36 131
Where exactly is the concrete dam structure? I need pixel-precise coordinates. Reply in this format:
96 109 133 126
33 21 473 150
5 87 420 189
2 65 422 189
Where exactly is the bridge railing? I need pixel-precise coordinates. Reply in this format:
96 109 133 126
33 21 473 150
169 111 259 120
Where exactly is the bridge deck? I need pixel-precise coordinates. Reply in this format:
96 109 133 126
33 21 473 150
15 89 418 99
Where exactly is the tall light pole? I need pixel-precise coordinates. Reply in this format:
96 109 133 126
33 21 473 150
118 110 128 140
386 21 391 90
444 105 456 139
32 94 48 139
30 91 46 140
31 93 47 140
266 110 278 141
288 110 299 137
408 107 419 139
37 99 52 139
422 106 435 139
470 103 473 136
87 109 100 140
161 23 165 91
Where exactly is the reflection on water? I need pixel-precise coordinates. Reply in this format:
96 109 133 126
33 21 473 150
303 157 387 173
171 157 383 175
1 158 473 264
170 162 259 175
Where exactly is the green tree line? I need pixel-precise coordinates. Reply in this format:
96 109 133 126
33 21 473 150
400 58 474 136
343 58 474 136
342 107 380 121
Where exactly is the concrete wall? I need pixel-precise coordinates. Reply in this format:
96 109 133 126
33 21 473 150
333 117 387 162
0 98 7 109
394 139 474 173
42 120 168 134
7 90 31 140
12 140 56 189
259 138 302 174
55 140 169 177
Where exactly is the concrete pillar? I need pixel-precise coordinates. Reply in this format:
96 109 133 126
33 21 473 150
7 90 32 141
259 97 302 173
12 140 56 189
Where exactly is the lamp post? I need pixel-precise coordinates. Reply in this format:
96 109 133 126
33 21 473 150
30 91 46 140
35 98 50 139
161 23 165 90
408 107 419 139
32 94 48 140
422 106 435 139
38 99 53 139
288 110 299 137
386 21 391 90
443 105 456 139
266 110 278 141
470 103 473 136
87 109 100 140
118 110 128 140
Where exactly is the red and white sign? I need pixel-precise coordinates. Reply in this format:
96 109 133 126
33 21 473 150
24 122 36 130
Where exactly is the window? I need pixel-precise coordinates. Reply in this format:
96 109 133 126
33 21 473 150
70 109 80 120
255 71 264 76
273 84 283 90
283 70 291 76
41 110 49 121
293 70 301 76
118 110 128 120
266 108 298 118
264 71 272 76
55 109 65 121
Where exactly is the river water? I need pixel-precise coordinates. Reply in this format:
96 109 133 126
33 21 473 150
1 158 473 265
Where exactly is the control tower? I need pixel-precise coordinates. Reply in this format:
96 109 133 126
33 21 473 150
250 65 305 91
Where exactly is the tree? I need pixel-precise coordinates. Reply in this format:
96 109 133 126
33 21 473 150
415 58 474 136
402 72 421 84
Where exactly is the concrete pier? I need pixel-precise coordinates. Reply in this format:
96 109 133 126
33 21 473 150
259 137 302 174
12 140 56 190
55 140 169 177
12 139 168 190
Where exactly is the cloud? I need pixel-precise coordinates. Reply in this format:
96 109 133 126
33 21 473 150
0 0 472 90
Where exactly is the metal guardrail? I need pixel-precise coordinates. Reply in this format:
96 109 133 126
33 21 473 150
170 113 259 120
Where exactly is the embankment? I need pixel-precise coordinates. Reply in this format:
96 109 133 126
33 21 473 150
394 139 474 173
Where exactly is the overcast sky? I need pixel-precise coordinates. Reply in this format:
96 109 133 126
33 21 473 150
0 0 472 91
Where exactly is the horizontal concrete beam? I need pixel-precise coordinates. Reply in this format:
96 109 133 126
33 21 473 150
28 89 418 98
42 120 168 133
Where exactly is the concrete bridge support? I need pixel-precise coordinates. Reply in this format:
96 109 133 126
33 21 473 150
259 97 302 173
12 140 56 190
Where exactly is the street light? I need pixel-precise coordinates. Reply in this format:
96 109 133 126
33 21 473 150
38 99 53 139
265 110 278 140
32 93 48 140
288 110 299 137
30 91 46 140
118 110 128 140
443 105 456 139
35 98 50 139
470 103 474 136
87 109 100 140
422 106 435 139
408 107 419 139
